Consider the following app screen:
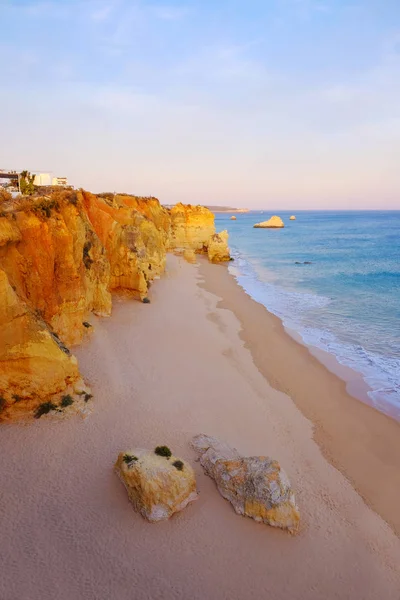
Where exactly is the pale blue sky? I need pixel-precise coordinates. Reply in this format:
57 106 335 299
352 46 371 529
1 0 399 208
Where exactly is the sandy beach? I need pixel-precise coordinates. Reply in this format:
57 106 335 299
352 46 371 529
1 254 399 600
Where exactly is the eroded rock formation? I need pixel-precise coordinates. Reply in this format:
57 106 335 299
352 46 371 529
114 447 197 521
0 196 111 346
207 230 231 262
168 203 215 253
0 191 230 421
254 216 284 228
82 191 169 300
0 267 84 421
192 434 300 533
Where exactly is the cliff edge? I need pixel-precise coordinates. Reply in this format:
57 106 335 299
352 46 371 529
0 191 230 421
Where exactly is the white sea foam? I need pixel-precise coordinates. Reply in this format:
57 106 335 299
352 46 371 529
229 251 400 420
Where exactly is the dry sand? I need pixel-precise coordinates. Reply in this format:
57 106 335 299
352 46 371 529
0 255 399 600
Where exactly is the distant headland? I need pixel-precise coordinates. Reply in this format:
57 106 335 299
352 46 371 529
205 206 249 213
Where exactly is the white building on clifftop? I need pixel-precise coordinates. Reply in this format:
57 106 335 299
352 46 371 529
52 176 68 186
33 172 52 186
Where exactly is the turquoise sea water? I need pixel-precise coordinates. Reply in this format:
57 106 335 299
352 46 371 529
214 211 400 420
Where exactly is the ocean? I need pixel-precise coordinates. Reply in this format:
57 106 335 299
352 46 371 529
214 211 400 420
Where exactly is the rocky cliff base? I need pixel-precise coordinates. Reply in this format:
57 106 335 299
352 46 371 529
0 190 230 421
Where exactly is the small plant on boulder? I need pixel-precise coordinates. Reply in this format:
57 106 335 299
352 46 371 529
84 393 93 402
34 401 57 419
123 454 138 465
82 321 92 328
60 395 74 408
155 445 172 458
172 460 184 471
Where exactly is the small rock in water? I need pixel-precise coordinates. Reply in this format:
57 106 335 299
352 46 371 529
253 215 284 228
303 261 312 264
191 434 300 533
114 447 198 522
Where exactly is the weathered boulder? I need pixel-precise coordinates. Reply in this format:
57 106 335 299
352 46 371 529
290 215 296 220
230 216 237 220
115 447 198 522
254 216 284 228
207 230 231 262
192 434 300 533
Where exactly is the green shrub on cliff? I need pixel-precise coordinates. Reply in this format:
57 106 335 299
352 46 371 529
32 198 59 219
60 395 74 408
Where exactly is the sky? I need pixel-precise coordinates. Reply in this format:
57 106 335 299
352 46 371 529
0 0 399 209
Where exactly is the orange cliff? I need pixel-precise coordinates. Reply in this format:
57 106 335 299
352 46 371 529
168 203 216 253
0 191 230 422
0 195 111 346
0 268 82 421
81 191 169 299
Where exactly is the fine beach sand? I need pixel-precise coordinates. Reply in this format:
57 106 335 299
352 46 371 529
0 255 399 600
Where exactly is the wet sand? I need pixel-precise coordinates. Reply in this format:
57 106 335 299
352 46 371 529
0 255 399 600
199 257 400 536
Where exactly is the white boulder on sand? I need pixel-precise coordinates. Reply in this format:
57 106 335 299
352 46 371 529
114 446 198 522
192 434 300 533
254 216 284 228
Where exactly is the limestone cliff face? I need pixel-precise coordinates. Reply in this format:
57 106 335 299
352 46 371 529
0 191 229 421
82 192 169 299
0 196 111 346
168 203 215 253
0 268 81 421
207 230 230 263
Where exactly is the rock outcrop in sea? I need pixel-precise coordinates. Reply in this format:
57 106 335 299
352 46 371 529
192 434 300 533
290 215 296 220
0 190 230 421
114 446 197 521
253 216 284 228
